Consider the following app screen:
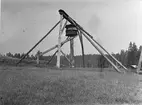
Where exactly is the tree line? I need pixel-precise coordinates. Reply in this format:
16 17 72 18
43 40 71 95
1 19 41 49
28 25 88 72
115 42 142 67
2 42 142 68
98 42 142 68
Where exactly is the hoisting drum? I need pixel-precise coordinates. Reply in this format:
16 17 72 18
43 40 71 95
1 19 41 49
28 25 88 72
65 24 78 37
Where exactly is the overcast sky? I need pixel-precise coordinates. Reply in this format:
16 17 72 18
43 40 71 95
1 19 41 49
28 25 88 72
1 0 142 55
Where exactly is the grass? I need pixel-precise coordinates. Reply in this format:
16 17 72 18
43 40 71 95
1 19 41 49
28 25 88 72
0 66 141 105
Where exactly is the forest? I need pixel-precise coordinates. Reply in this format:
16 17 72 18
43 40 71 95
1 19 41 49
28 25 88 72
2 42 142 68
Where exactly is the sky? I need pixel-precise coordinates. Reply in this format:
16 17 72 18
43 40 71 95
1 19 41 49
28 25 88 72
0 0 142 55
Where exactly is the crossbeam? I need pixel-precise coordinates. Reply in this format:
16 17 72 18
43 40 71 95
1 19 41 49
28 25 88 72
61 50 73 66
40 37 75 56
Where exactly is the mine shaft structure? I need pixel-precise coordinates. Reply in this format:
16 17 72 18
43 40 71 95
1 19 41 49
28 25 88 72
17 9 127 73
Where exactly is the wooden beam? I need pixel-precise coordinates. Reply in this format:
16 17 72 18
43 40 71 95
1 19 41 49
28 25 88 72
16 20 61 65
70 38 75 67
137 48 142 73
79 32 85 68
82 32 121 73
61 50 72 66
47 50 58 65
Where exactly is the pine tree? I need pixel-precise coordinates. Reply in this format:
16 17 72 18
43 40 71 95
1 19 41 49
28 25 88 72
127 42 133 67
132 42 138 65
127 42 138 67
6 52 13 57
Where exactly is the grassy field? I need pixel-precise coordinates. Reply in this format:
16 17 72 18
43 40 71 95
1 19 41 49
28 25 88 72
0 66 142 105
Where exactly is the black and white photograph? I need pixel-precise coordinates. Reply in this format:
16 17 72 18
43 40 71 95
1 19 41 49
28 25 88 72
0 0 142 104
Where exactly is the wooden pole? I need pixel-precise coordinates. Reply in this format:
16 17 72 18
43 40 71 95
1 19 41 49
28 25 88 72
41 37 70 56
36 55 39 64
47 50 58 65
56 14 63 68
46 40 71 65
79 32 85 68
36 50 40 65
61 20 67 32
46 39 73 65
82 32 121 73
70 38 75 67
61 50 73 66
41 37 76 56
137 48 142 73
16 20 61 65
